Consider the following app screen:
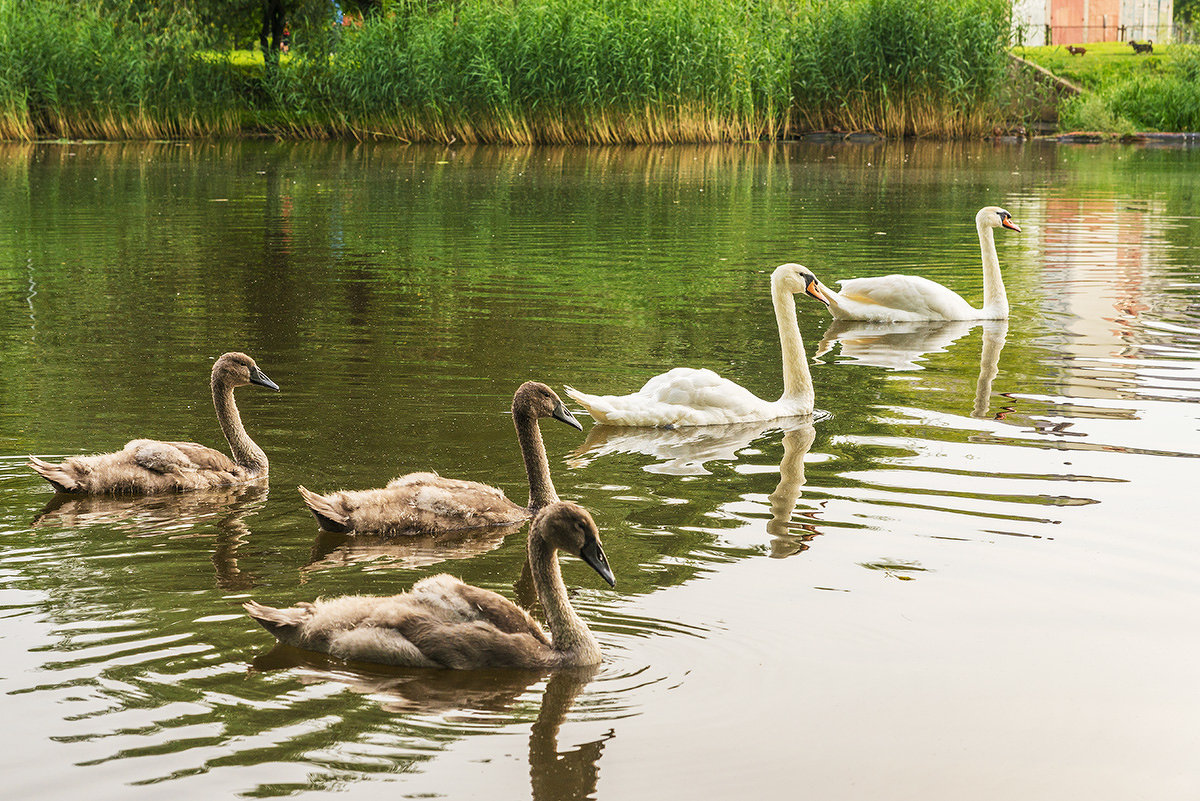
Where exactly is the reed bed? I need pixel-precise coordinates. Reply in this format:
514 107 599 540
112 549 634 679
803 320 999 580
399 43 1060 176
1 0 1016 142
1095 46 1200 132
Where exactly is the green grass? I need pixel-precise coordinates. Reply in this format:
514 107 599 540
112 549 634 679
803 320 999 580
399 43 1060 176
1014 41 1173 91
1017 41 1200 132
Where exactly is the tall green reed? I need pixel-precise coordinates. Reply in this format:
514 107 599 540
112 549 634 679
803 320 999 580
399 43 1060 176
1100 46 1200 132
788 0 1013 136
1 0 1017 142
0 0 244 139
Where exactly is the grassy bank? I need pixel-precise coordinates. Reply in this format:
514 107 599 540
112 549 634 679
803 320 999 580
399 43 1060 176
1 0 1019 143
1016 41 1200 133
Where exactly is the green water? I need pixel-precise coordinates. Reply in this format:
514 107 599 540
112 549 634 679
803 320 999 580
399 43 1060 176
1 140 1198 800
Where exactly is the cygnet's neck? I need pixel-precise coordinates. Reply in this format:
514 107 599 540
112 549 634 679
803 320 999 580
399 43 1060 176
773 279 816 412
978 220 1008 318
516 411 558 512
528 533 601 666
212 376 268 476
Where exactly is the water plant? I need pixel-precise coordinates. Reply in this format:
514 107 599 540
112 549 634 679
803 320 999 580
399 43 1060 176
0 0 1019 142
0 1 244 139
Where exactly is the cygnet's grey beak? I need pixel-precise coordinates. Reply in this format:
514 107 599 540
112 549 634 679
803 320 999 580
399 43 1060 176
580 539 616 588
553 400 584 431
250 367 280 391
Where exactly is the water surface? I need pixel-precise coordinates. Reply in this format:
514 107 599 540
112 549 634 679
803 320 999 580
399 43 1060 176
1 140 1198 800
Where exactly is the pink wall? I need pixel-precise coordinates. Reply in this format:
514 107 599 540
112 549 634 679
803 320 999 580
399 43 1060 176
1051 0 1123 44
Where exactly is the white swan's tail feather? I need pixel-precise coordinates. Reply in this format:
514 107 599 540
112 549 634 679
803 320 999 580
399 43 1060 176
562 386 613 425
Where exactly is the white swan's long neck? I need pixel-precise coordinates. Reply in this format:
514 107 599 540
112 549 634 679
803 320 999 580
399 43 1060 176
516 412 557 512
978 221 1008 318
773 281 815 410
529 534 601 666
212 378 267 476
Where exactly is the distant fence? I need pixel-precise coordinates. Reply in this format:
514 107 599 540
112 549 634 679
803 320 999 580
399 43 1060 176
1013 23 1175 46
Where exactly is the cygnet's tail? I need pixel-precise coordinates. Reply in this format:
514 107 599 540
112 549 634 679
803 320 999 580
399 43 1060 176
243 600 313 639
297 485 352 533
28 456 79 493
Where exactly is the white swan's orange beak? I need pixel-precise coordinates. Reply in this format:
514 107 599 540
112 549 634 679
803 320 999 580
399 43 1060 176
1002 216 1021 232
806 281 830 306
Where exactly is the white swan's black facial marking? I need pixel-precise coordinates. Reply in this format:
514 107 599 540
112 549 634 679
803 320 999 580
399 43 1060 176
803 273 830 305
996 209 1021 232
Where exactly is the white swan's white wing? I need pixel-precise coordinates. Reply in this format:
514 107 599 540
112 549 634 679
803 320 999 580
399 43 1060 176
834 274 978 321
566 368 775 427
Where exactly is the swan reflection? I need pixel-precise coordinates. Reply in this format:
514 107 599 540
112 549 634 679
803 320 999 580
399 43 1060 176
31 483 268 589
252 647 609 800
31 480 268 531
815 319 976 370
765 423 819 558
972 320 1008 419
303 521 525 575
569 416 816 476
569 418 821 557
817 319 1008 418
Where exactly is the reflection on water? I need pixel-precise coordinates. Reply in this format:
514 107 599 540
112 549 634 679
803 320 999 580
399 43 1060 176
252 649 610 801
1 140 1199 800
31 482 268 590
973 320 1007 418
765 423 818 557
816 319 977 370
572 419 820 558
569 417 816 477
304 521 525 576
31 481 267 533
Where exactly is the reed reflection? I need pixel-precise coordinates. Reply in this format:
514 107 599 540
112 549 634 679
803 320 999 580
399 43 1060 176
251 649 608 800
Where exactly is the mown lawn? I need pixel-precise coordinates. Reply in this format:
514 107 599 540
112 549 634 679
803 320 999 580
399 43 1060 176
1014 41 1174 90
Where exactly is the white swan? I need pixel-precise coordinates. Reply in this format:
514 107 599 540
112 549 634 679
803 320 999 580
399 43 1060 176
564 263 827 427
815 206 1020 322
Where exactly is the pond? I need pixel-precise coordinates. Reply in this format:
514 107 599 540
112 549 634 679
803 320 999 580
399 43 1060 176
1 139 1197 800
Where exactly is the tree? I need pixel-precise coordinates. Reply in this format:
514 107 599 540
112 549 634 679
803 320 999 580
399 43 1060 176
1178 0 1199 25
260 0 289 68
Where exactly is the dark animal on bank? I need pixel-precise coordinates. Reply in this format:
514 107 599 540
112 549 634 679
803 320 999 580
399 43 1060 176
1130 41 1153 54
1066 45 1086 56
